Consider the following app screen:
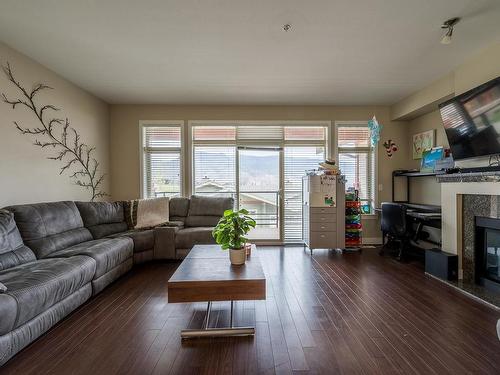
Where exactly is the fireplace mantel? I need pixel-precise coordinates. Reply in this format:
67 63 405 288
441 181 500 279
437 172 500 184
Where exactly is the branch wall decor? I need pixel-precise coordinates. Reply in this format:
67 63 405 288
1 63 107 201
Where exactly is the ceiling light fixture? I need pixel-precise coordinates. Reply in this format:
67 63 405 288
440 17 460 45
282 24 292 32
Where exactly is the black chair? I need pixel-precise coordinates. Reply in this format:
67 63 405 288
380 202 411 260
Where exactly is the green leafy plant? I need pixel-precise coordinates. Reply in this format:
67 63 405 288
212 209 256 250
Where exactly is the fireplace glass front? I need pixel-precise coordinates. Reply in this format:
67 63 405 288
485 228 500 284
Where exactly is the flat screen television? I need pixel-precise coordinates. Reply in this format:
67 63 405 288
439 77 500 161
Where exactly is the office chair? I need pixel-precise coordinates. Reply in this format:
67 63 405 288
380 202 410 260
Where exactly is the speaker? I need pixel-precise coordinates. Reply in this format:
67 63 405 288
425 249 458 281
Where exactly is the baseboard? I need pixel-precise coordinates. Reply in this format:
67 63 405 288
362 237 382 245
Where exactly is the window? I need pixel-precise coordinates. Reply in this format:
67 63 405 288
191 122 327 241
193 145 236 198
336 123 376 213
141 123 182 198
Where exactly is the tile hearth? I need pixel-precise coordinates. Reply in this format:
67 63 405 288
452 194 500 309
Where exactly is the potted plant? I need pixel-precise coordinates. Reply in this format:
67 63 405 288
212 209 256 265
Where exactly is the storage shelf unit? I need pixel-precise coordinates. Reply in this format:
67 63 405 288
345 200 362 247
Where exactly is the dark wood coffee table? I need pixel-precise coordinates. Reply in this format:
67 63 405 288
167 244 266 338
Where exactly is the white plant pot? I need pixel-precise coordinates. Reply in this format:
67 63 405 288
229 248 246 265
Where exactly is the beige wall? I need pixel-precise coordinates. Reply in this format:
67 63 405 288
405 110 448 206
398 41 500 207
392 42 500 121
391 74 454 121
110 105 409 241
0 42 109 206
454 42 500 95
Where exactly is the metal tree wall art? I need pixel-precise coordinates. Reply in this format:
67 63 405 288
1 63 107 201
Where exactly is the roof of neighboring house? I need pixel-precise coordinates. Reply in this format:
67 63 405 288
195 180 278 206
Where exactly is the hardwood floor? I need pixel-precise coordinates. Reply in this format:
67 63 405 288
2 247 500 375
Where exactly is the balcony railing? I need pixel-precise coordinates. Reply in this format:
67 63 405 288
194 190 279 228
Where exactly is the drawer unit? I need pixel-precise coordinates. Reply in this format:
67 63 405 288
310 231 337 249
310 213 337 223
311 207 337 215
311 221 336 232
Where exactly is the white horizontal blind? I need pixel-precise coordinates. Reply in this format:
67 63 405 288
284 146 325 241
142 125 182 198
337 123 375 212
192 124 326 145
237 125 284 142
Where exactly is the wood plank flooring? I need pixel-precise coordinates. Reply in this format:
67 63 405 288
2 246 500 375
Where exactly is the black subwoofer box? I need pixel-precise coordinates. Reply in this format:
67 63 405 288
425 249 458 281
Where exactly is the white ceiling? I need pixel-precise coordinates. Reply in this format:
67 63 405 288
0 0 500 105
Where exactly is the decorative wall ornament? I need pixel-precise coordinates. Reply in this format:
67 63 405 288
1 63 107 201
367 115 382 147
383 139 398 158
412 129 435 159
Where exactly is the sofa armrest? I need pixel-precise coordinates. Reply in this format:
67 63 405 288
153 226 177 260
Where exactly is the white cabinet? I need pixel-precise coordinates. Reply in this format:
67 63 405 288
302 175 345 252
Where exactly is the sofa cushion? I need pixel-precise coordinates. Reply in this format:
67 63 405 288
108 229 154 253
175 227 216 249
75 201 128 239
185 196 233 227
185 215 222 227
0 256 96 335
0 209 36 271
169 197 190 218
6 201 92 259
188 195 233 216
47 238 133 278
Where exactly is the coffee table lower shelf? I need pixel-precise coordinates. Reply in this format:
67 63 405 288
181 300 255 339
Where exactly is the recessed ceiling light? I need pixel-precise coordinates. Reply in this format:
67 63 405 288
282 24 292 32
440 17 460 45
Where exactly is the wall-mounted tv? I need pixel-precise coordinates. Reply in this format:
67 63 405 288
439 77 500 161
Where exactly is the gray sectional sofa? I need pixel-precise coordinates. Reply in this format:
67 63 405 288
0 195 232 366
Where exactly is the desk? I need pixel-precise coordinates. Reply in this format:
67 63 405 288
377 203 442 247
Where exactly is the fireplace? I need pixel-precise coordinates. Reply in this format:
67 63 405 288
475 216 500 292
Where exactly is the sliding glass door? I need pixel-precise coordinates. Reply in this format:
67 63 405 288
192 122 328 243
238 147 281 241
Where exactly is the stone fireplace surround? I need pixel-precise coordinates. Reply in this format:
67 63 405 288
462 195 500 283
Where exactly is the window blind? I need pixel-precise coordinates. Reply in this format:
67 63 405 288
144 126 181 149
192 126 236 142
142 125 182 198
337 124 375 212
284 146 325 241
237 125 284 142
192 125 326 145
